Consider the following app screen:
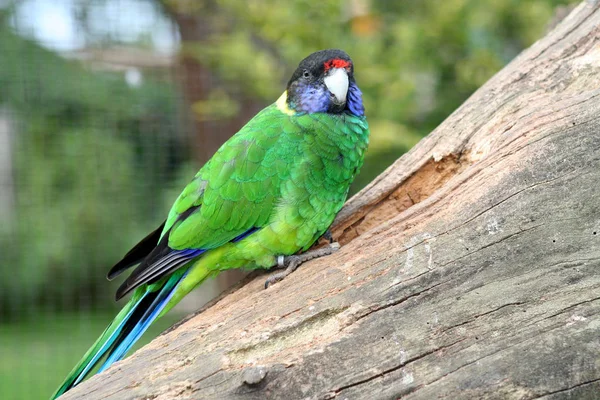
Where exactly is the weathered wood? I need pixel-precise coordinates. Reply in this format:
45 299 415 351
63 2 600 399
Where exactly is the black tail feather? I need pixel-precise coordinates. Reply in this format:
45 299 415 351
107 221 166 280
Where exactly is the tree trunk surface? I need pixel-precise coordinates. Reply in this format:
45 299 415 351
63 2 600 399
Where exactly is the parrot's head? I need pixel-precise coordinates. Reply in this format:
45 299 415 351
279 49 365 117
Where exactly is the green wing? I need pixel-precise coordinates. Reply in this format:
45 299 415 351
111 104 306 298
164 104 297 250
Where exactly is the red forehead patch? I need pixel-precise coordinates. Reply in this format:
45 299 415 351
324 58 351 71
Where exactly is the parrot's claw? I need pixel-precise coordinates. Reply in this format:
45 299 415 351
264 242 340 289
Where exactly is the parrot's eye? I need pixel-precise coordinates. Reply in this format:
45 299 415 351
302 70 311 79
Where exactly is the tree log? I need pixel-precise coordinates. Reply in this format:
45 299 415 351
63 2 600 399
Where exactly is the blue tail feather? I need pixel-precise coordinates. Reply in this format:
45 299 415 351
98 271 187 372
72 292 148 386
51 270 188 399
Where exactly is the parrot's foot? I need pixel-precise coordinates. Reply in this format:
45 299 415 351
264 242 341 289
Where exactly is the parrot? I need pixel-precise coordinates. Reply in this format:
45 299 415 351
51 48 369 399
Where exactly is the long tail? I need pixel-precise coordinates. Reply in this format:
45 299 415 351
50 269 188 399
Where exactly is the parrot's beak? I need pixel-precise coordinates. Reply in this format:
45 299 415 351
324 68 349 105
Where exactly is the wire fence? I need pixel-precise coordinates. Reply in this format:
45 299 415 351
0 2 208 398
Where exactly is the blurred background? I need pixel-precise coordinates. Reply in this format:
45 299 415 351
0 0 577 398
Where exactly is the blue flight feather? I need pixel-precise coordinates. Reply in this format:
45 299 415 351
98 270 189 372
232 227 259 243
72 292 149 385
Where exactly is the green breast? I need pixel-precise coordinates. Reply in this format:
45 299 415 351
262 111 369 254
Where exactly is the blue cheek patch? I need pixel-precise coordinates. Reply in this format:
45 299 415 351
347 82 365 117
296 82 331 114
291 80 365 116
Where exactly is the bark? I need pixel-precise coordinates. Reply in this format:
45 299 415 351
63 2 600 399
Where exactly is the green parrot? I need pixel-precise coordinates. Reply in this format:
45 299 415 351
52 48 369 399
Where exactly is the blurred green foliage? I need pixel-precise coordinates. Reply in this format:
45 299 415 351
0 12 185 318
0 0 579 319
